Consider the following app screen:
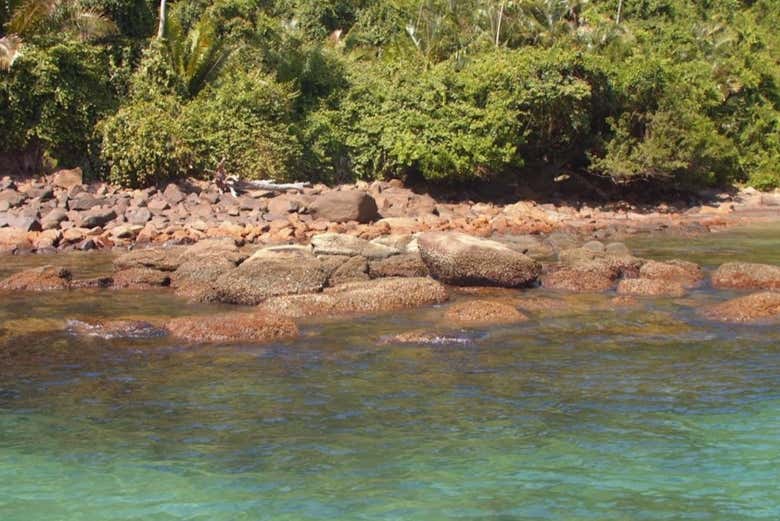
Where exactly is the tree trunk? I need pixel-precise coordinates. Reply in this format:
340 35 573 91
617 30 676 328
616 0 624 24
157 0 167 38
495 2 504 47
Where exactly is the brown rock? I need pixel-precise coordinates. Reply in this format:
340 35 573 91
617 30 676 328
112 268 171 289
163 183 186 205
166 313 299 344
0 228 32 253
418 232 541 287
616 278 686 297
443 300 528 327
256 277 449 319
0 265 71 291
51 168 83 189
702 292 780 323
711 262 780 290
639 260 702 288
309 190 378 223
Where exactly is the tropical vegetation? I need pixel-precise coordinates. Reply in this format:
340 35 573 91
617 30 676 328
1 0 779 191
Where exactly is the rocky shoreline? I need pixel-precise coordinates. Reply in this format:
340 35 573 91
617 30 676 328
2 169 780 255
2 227 780 345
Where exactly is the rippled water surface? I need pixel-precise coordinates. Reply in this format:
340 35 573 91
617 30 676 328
1 226 779 520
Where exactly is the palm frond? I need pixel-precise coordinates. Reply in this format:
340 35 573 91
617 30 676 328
72 9 118 41
0 34 23 71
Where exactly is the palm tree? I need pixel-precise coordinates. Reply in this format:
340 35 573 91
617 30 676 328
6 0 117 41
157 3 234 98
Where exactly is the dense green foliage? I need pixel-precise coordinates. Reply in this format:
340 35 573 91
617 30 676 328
2 0 780 190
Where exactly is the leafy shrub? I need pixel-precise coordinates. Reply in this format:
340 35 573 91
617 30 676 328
183 70 303 181
590 55 741 188
0 41 116 171
307 48 594 183
100 96 194 187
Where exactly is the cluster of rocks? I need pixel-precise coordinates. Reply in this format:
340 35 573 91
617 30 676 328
3 229 780 344
3 170 780 255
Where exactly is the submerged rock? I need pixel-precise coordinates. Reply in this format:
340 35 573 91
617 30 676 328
166 313 299 344
378 329 472 345
418 232 540 287
67 319 167 339
0 265 71 291
702 292 780 323
443 300 528 327
711 262 780 290
256 277 448 319
616 278 686 297
112 268 171 289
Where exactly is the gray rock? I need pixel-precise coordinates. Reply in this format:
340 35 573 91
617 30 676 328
69 193 102 211
0 190 26 209
79 208 117 228
126 207 152 225
163 183 186 205
41 208 69 230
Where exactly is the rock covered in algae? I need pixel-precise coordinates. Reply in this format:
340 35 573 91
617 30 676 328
256 277 448 319
702 292 780 323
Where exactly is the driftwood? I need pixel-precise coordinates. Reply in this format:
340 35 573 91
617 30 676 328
210 160 310 196
241 180 312 191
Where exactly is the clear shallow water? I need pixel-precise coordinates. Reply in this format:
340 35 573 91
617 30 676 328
1 227 779 520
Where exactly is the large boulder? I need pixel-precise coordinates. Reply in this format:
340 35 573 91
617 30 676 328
309 190 378 223
0 265 71 291
208 248 329 305
417 232 541 287
311 233 398 259
166 313 299 344
256 277 449 319
443 300 528 327
702 292 780 323
711 262 780 290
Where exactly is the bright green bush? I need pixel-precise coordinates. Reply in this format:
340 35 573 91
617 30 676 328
591 56 741 188
0 41 116 170
100 96 194 187
183 70 303 181
307 48 594 183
